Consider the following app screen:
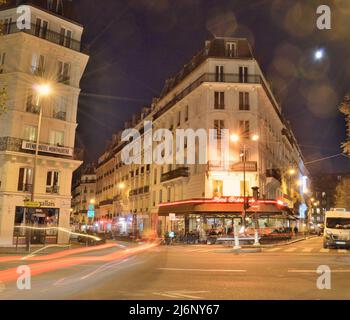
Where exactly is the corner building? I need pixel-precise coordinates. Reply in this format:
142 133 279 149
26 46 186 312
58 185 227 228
96 37 310 238
0 0 88 246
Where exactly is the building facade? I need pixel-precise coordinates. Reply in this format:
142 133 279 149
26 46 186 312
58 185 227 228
96 37 310 238
71 163 96 225
0 0 88 246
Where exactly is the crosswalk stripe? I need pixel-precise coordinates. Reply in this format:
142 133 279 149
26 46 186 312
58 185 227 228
338 249 348 254
302 247 314 253
320 248 330 253
284 247 297 252
265 248 281 252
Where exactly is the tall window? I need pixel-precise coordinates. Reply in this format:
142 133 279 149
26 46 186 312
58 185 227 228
177 111 181 127
239 66 248 83
239 120 250 138
54 96 67 120
17 168 33 192
0 52 6 73
159 189 163 204
49 130 64 146
185 105 189 122
59 27 72 48
35 18 48 38
57 61 70 84
214 120 225 140
46 171 60 194
215 65 224 82
240 180 250 197
23 125 37 142
226 42 237 57
213 180 223 196
239 92 250 110
214 92 225 109
31 54 45 76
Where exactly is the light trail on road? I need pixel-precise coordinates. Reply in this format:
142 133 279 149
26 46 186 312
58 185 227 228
0 242 158 284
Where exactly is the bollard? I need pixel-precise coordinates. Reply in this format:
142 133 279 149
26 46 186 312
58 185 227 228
254 229 260 246
234 224 241 250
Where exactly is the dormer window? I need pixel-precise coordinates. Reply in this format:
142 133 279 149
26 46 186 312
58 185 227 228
226 42 237 58
47 0 63 14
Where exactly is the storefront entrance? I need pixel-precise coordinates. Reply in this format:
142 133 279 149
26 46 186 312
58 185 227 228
13 206 60 245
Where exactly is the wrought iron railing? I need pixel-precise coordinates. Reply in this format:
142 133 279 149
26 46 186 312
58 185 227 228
2 22 81 52
161 167 189 183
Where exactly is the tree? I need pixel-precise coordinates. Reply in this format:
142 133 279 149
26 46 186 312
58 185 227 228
335 176 350 210
339 94 350 155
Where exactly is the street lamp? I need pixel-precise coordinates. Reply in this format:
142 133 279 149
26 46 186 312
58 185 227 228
25 83 51 252
231 132 260 223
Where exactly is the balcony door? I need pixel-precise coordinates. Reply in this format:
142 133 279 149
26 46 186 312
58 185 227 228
35 18 49 39
239 66 249 83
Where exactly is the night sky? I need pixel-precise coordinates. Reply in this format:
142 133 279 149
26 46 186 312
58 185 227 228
74 0 350 174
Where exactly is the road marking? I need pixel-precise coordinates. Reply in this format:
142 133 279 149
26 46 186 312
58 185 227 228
302 247 314 253
284 247 297 252
265 248 281 252
153 291 209 300
288 269 350 273
338 249 348 254
320 248 330 253
158 268 246 273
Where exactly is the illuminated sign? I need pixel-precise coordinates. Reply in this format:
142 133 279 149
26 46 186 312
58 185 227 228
87 204 95 218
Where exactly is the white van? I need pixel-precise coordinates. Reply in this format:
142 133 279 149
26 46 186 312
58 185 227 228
323 209 350 249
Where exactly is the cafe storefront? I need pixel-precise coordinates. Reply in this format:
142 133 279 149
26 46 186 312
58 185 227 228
158 197 297 242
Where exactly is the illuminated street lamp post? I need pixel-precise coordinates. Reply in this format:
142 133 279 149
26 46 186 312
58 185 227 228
25 83 52 252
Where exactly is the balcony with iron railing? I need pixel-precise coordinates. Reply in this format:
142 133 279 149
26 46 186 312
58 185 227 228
0 136 83 160
129 186 150 197
161 167 189 183
154 73 262 120
53 110 67 121
99 199 113 207
18 183 33 193
266 169 282 183
26 104 40 115
2 22 81 52
46 185 60 194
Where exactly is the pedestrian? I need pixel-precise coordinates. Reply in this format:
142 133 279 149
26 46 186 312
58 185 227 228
293 226 299 236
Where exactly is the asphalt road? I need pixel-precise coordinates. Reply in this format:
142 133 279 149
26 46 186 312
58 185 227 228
0 237 350 300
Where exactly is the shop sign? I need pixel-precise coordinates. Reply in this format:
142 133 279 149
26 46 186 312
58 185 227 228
24 200 56 208
22 141 73 157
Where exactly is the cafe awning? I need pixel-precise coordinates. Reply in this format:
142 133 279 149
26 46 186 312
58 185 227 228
158 198 295 218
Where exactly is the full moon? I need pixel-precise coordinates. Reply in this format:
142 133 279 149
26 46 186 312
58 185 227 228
314 49 324 60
